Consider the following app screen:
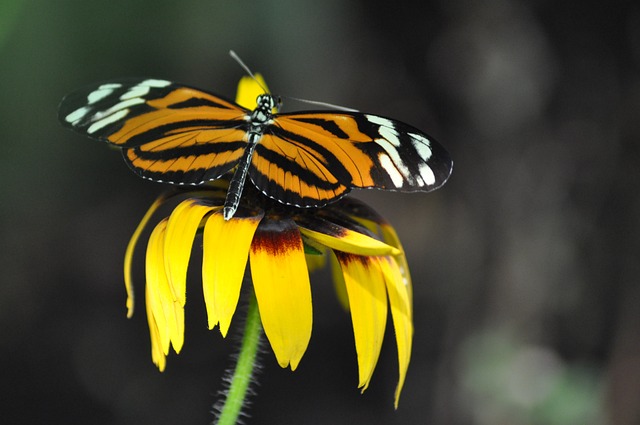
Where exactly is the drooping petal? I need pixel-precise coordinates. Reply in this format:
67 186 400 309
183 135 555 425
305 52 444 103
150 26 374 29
344 206 414 405
296 215 400 256
329 251 349 311
235 73 270 109
380 256 413 408
379 223 413 306
304 251 326 272
302 233 326 272
336 198 414 308
202 209 264 337
145 218 184 356
164 199 219 306
145 282 166 371
249 217 312 371
335 252 388 391
124 192 172 318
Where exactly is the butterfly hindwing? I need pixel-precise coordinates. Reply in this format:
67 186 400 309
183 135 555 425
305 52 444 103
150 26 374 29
59 79 250 185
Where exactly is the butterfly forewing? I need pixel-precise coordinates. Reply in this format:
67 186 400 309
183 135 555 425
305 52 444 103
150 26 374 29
59 79 250 185
247 112 452 208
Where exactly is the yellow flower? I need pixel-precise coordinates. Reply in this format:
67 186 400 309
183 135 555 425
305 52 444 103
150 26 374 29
124 75 414 407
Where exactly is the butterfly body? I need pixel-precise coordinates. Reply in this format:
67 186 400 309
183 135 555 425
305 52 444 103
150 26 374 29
223 94 278 218
59 79 452 219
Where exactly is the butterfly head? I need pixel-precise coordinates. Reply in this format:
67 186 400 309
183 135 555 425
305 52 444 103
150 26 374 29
251 94 280 124
258 93 281 108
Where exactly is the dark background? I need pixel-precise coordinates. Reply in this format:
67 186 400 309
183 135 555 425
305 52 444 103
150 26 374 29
2 1 639 424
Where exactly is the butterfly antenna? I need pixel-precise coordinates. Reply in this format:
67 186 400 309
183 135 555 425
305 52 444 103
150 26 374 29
229 50 269 93
230 50 357 112
285 95 360 112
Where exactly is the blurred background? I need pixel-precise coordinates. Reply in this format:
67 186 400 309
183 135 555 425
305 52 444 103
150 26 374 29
2 0 639 424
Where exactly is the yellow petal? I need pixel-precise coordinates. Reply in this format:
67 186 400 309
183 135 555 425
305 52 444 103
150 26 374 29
305 252 325 272
235 73 270 109
164 199 218 306
380 223 413 309
297 216 400 256
145 218 185 356
302 234 326 272
335 252 388 391
381 256 413 408
124 192 171 318
378 222 401 249
249 217 312 371
329 251 349 311
202 209 264 336
145 282 166 371
351 216 413 313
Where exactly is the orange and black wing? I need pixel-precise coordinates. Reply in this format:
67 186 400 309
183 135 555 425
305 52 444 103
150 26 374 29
249 111 452 208
59 79 250 185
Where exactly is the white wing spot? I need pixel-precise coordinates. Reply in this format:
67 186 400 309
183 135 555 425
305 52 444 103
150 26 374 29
366 114 394 129
378 125 401 147
65 106 90 124
379 153 405 188
92 98 145 121
375 137 414 183
100 83 123 90
142 79 171 88
88 109 129 134
120 85 150 100
418 163 436 185
88 89 112 104
410 133 432 160
87 83 121 104
119 79 170 100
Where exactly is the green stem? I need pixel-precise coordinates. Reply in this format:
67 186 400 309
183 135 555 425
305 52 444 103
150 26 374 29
216 290 262 425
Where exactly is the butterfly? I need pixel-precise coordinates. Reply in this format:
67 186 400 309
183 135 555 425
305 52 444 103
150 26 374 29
59 77 452 219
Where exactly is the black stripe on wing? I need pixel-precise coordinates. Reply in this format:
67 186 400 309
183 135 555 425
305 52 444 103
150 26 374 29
119 119 248 148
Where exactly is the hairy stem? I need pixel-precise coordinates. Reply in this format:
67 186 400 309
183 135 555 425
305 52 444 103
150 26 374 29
215 290 262 425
